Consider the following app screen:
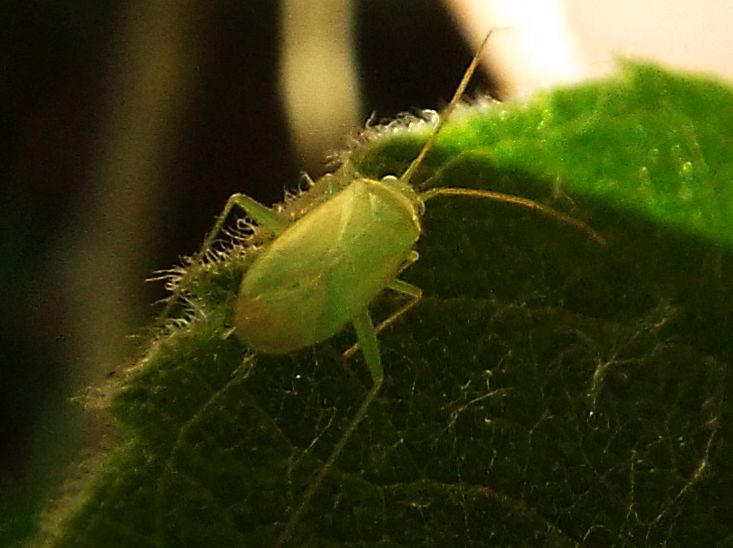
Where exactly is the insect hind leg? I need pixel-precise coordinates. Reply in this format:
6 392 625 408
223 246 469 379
275 309 384 547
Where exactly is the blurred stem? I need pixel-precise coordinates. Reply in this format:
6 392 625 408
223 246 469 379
279 0 362 174
62 2 202 387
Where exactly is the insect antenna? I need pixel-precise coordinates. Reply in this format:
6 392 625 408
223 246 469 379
400 29 496 188
421 186 606 245
397 28 605 247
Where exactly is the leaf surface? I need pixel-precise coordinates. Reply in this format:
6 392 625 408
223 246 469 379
42 63 733 547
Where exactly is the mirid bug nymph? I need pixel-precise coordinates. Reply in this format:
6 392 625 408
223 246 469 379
165 31 604 546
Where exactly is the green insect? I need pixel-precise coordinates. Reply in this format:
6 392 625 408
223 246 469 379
169 32 603 545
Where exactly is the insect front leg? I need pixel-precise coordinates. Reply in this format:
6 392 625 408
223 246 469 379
376 279 424 335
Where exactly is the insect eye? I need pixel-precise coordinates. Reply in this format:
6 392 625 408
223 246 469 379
381 175 399 185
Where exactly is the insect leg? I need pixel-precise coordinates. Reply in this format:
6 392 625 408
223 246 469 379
343 279 423 362
275 309 384 547
159 193 289 320
216 193 289 236
194 193 290 275
196 193 289 268
421 187 606 246
379 279 423 334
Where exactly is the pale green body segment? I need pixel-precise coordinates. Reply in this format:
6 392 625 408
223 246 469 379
235 178 421 354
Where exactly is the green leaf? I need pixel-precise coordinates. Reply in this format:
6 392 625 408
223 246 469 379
40 63 732 547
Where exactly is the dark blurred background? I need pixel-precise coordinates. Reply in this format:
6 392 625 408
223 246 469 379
1 1 489 543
